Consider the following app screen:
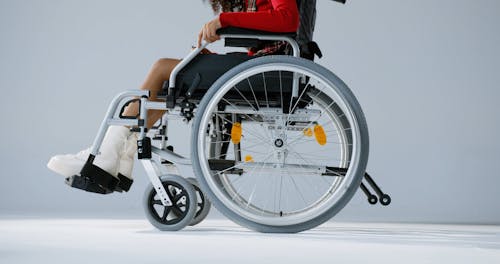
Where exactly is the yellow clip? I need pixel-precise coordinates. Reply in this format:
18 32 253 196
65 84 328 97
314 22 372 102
231 122 242 144
245 155 254 163
303 127 313 137
314 123 327 146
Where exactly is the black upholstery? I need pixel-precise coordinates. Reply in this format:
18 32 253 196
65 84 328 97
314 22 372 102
216 27 296 38
217 27 297 49
156 52 311 111
174 53 253 98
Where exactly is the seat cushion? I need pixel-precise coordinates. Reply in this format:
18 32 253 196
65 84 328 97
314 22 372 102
175 52 253 98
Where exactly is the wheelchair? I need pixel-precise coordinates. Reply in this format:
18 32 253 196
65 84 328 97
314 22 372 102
66 26 391 233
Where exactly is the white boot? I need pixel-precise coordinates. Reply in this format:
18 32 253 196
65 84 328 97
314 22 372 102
47 126 131 177
118 132 138 180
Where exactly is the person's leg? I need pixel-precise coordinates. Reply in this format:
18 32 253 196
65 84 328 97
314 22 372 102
114 58 180 187
48 58 180 181
122 58 181 128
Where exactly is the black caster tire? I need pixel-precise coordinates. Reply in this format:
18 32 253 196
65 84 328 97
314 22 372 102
143 175 197 231
380 194 391 206
368 195 378 205
186 177 212 226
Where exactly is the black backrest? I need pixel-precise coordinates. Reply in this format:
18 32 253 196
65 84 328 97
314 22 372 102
295 0 346 60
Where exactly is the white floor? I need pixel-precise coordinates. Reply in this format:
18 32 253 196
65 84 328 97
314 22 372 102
1 219 499 264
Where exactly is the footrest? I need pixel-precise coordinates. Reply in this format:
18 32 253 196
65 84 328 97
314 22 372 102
80 162 120 191
115 174 134 192
65 175 113 194
66 157 133 194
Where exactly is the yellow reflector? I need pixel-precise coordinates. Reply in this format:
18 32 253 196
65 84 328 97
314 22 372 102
245 155 254 163
231 122 242 144
303 127 313 137
314 123 327 146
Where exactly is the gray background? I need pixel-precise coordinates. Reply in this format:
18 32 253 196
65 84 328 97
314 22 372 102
0 0 499 224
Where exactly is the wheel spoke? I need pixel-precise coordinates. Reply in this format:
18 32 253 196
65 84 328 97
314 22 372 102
152 200 163 205
161 207 171 221
233 84 258 112
173 193 184 204
247 78 261 109
171 205 184 217
262 72 269 108
287 81 313 123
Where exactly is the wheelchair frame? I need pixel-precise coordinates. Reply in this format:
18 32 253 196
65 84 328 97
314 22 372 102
71 29 390 231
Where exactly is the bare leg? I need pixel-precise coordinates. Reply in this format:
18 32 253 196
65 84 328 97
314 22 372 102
122 58 181 128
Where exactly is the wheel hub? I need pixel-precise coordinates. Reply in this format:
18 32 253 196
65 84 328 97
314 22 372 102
274 138 284 148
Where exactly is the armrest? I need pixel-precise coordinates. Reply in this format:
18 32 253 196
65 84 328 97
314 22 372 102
216 27 296 39
216 27 299 56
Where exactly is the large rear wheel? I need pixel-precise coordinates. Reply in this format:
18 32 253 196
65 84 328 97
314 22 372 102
191 56 369 233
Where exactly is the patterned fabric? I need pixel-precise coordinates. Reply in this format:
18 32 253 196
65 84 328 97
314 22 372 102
246 0 257 11
251 41 289 56
244 0 290 56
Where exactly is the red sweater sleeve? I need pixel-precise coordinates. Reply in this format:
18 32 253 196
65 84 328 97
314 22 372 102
219 0 299 33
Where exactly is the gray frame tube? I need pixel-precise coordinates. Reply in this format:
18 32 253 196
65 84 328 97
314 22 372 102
168 42 208 89
90 90 149 156
220 34 300 57
151 146 191 165
142 159 173 206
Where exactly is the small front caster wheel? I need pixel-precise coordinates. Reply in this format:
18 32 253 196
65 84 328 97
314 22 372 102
143 175 196 231
368 195 378 205
186 177 211 226
380 194 391 206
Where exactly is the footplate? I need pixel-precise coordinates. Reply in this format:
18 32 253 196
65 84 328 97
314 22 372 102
65 175 113 194
115 174 134 192
65 173 134 194
64 156 133 194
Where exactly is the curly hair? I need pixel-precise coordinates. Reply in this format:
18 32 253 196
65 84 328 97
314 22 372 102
205 0 245 13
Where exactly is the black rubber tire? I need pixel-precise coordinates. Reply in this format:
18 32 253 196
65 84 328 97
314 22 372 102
380 194 392 206
143 175 197 231
186 177 211 226
368 195 378 205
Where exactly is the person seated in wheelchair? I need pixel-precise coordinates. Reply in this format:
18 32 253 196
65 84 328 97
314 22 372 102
47 0 301 189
